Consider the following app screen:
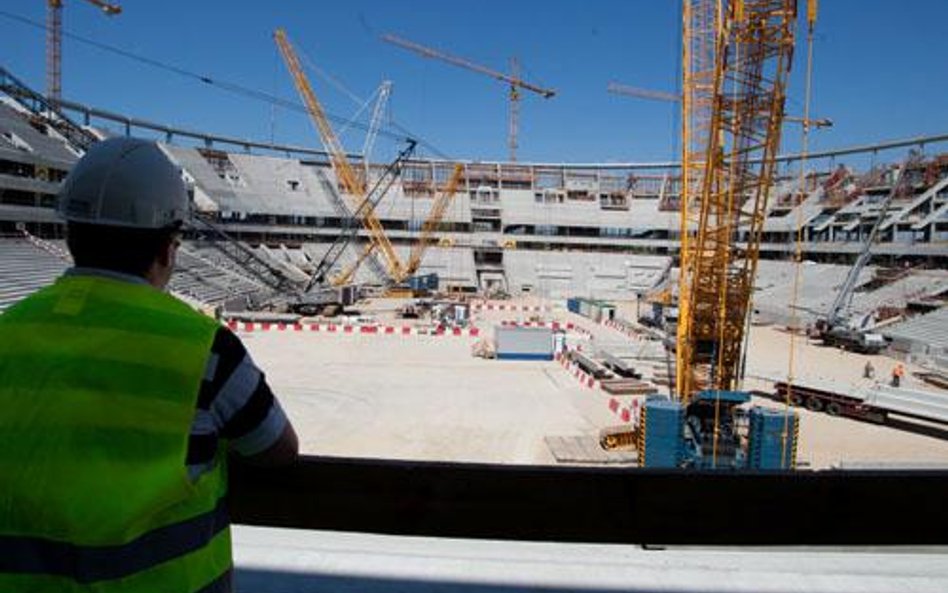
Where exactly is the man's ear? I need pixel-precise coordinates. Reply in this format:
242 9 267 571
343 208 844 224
157 239 176 267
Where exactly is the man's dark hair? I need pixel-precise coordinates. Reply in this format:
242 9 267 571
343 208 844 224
66 222 179 278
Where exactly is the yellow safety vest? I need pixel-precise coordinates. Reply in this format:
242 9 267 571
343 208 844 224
0 274 230 592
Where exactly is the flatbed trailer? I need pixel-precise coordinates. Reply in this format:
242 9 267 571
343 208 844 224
774 381 887 423
772 380 948 426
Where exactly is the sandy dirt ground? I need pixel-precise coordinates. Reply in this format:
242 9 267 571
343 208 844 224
743 324 948 468
239 297 948 469
241 330 613 465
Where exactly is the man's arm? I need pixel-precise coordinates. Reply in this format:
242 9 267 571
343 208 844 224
242 422 298 466
195 328 299 472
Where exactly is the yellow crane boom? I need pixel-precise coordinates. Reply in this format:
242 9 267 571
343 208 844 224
335 163 465 285
405 164 465 277
332 242 376 286
274 28 407 283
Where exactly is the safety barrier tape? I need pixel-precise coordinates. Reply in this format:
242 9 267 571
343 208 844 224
471 303 551 312
499 320 593 337
608 397 640 425
227 320 480 337
601 318 647 340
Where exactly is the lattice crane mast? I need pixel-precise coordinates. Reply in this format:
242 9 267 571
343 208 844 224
677 0 797 402
364 82 391 160
381 33 555 162
274 28 407 283
46 0 121 106
604 1 805 471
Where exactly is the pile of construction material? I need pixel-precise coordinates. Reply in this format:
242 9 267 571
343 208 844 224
598 378 658 396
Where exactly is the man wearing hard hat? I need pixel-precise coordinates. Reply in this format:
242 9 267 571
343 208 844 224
0 137 298 592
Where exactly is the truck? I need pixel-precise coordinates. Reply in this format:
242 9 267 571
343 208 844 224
813 152 920 353
817 322 887 354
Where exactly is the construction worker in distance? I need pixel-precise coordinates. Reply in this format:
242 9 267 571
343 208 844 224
891 362 905 387
0 137 298 593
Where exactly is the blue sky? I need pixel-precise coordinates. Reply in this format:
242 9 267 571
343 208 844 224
2 1 947 165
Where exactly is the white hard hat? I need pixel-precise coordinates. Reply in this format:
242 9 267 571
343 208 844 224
58 137 189 229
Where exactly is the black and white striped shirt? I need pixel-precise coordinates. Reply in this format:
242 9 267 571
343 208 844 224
188 327 289 479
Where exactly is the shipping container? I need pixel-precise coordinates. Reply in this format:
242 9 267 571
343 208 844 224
578 298 592 318
495 326 554 360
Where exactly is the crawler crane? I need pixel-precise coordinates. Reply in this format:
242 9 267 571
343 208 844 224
274 29 465 303
614 0 806 470
813 151 923 354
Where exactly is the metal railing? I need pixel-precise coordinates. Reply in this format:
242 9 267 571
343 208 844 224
230 456 948 545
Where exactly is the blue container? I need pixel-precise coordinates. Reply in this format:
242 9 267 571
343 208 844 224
407 273 439 291
641 398 685 468
747 407 798 470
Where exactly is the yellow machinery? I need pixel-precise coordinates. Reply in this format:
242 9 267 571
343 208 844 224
676 0 798 403
332 163 465 287
404 164 465 277
604 1 802 471
381 34 555 162
275 29 464 290
46 0 122 105
332 243 376 286
275 28 406 283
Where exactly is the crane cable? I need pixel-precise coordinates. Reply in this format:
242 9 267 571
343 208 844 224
784 1 818 469
0 8 456 162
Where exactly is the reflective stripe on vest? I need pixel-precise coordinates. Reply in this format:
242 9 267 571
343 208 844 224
0 275 229 592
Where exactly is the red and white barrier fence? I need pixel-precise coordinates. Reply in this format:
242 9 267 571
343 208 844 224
472 303 551 313
227 320 480 337
499 320 593 337
554 351 642 424
601 318 644 340
608 397 641 425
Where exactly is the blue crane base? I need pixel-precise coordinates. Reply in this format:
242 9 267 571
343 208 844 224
639 392 798 470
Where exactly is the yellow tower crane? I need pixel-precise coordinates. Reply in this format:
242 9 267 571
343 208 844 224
46 0 122 106
381 33 555 162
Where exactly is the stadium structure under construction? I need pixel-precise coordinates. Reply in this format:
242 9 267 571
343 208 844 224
3 0 948 587
2 68 947 361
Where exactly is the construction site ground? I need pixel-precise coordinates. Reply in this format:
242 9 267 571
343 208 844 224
239 298 948 469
